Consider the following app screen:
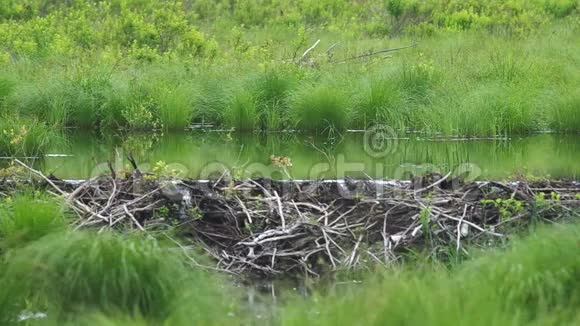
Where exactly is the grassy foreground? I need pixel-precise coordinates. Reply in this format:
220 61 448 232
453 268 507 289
0 0 579 147
0 192 578 325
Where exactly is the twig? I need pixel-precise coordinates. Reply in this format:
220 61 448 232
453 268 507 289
331 42 417 64
299 39 321 62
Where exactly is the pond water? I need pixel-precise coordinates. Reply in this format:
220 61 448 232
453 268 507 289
19 132 580 180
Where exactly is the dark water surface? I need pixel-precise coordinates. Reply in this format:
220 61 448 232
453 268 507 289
28 132 580 180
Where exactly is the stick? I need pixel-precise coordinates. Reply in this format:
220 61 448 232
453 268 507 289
123 204 145 231
331 42 417 64
300 39 321 61
456 205 468 252
274 190 286 229
14 159 109 222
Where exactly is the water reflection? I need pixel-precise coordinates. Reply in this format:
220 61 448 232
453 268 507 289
27 132 580 180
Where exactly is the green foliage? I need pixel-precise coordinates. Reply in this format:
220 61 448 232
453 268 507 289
280 223 580 325
0 115 61 156
351 75 405 130
0 192 67 250
152 83 196 130
0 1 217 60
252 71 295 130
0 0 578 134
223 87 258 131
482 197 525 220
0 230 235 324
550 90 580 132
290 84 350 132
122 99 160 130
0 76 14 104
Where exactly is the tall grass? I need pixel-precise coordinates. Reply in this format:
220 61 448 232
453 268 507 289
280 223 580 325
1 216 575 325
0 231 237 325
2 30 574 135
290 84 350 132
252 71 295 130
152 82 196 130
417 82 539 136
0 115 62 157
193 77 232 126
550 90 580 132
0 192 67 250
0 76 14 105
351 75 406 130
222 86 259 130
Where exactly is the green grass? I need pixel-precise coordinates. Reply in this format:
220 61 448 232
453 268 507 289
223 86 259 131
0 0 578 134
0 192 67 250
550 90 580 132
0 192 578 325
1 28 577 134
351 74 406 130
0 76 14 104
290 83 351 132
0 115 62 157
152 82 196 130
0 230 237 325
252 71 295 130
2 217 575 325
280 223 580 326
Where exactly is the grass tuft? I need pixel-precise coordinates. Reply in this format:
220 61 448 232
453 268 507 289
253 71 295 130
0 231 234 324
223 87 259 131
0 116 62 157
550 90 580 132
0 192 67 250
290 84 350 132
351 75 405 130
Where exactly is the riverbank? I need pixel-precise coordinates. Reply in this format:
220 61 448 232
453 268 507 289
1 1 579 138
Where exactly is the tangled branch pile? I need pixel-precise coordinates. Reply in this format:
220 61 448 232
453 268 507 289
6 160 580 277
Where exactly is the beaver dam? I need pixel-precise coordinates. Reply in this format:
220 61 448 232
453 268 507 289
5 159 580 278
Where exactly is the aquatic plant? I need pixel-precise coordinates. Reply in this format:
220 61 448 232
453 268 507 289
152 82 196 130
252 71 295 130
550 90 580 132
351 75 405 130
